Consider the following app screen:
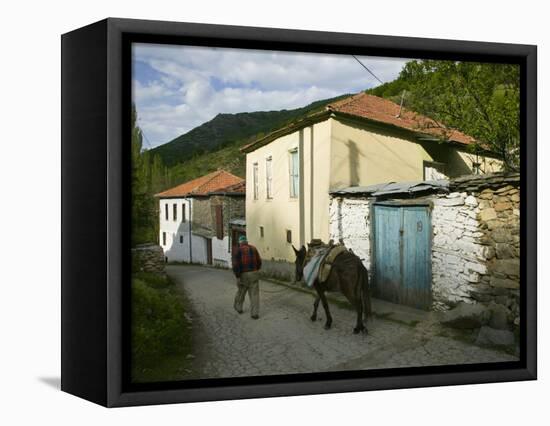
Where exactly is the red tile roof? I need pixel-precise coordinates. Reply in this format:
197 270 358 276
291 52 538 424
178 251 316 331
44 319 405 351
217 180 246 194
241 93 475 153
327 93 474 145
155 170 244 198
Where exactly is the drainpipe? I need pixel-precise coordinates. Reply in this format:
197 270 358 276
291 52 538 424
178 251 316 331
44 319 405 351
299 129 305 247
188 199 193 263
310 125 314 242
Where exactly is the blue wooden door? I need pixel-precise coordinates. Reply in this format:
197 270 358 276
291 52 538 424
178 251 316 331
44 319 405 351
373 204 432 309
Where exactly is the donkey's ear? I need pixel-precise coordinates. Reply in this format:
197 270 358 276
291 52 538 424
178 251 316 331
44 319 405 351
300 245 306 253
292 245 299 255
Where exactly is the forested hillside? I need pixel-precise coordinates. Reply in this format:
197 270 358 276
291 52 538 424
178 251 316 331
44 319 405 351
149 95 348 168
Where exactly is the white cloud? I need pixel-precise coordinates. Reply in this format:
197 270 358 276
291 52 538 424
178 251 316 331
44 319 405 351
132 43 410 146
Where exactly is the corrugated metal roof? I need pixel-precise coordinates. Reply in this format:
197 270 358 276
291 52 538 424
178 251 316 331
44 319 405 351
229 218 246 226
331 180 449 197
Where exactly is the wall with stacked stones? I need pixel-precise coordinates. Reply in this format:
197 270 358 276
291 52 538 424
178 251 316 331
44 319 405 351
131 243 165 273
328 173 520 326
329 197 373 271
451 174 520 326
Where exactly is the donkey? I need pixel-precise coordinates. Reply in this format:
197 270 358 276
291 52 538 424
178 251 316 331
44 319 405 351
293 244 372 334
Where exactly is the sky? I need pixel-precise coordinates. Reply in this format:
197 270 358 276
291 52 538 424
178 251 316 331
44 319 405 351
132 43 410 148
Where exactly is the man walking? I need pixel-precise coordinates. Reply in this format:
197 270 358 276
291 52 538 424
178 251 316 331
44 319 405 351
232 235 262 319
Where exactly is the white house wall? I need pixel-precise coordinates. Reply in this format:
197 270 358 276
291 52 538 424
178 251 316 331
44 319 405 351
212 235 231 268
158 197 208 264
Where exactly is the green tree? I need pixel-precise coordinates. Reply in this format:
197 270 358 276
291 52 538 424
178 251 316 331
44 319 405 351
391 60 520 170
131 105 159 245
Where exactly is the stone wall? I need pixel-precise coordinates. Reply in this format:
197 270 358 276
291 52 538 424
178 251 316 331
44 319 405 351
131 243 165 273
328 173 520 326
431 191 487 309
192 195 245 239
329 197 372 271
452 174 520 326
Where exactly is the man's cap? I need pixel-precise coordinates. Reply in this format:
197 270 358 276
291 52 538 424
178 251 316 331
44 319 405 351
238 235 248 244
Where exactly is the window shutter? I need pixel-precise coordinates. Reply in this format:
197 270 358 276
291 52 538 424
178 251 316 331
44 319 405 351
215 205 224 240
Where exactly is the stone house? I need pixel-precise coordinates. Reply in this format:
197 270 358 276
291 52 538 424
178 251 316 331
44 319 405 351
328 173 520 326
155 170 245 267
241 92 502 267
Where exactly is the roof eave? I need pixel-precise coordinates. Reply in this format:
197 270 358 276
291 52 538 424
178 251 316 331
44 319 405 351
240 110 331 154
331 111 501 156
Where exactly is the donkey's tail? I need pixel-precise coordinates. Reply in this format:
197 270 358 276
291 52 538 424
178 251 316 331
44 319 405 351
359 263 373 321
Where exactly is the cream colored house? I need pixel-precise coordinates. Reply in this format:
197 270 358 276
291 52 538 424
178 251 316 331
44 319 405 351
241 93 502 262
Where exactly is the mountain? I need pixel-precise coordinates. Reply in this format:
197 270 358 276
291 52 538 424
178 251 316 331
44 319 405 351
148 95 350 169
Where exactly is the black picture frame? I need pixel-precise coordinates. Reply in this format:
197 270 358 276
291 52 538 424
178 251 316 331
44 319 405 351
61 17 537 407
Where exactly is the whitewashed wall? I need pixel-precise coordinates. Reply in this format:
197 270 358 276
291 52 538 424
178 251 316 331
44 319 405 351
159 197 207 264
431 192 488 309
328 193 493 310
328 197 372 272
212 235 231 268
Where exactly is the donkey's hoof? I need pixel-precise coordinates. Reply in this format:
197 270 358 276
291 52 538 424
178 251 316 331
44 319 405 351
324 323 332 330
310 315 317 322
353 326 365 334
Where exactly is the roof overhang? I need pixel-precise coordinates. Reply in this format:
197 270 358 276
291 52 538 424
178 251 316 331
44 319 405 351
240 110 331 153
239 108 499 158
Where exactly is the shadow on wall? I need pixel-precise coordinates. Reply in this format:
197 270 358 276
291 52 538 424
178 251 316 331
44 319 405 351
421 141 474 177
164 221 208 264
330 123 422 188
345 139 364 186
260 259 296 283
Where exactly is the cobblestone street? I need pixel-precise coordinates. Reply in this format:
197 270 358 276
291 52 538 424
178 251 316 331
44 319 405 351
167 265 517 379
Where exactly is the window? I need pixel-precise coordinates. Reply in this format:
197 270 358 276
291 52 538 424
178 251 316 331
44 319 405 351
173 203 177 221
164 203 168 221
215 205 224 240
182 203 186 222
289 149 299 198
162 232 166 246
259 226 264 238
253 162 259 200
179 235 183 244
265 156 273 199
286 229 292 244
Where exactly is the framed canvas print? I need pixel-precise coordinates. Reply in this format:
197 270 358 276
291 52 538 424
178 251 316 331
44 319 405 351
61 18 537 407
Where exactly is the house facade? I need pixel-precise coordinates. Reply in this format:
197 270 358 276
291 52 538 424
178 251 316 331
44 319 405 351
241 93 502 263
156 170 245 267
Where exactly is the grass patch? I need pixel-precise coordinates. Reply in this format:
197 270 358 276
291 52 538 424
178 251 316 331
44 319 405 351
131 272 193 382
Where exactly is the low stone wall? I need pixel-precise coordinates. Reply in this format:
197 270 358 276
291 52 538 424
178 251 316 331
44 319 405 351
131 243 165 273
